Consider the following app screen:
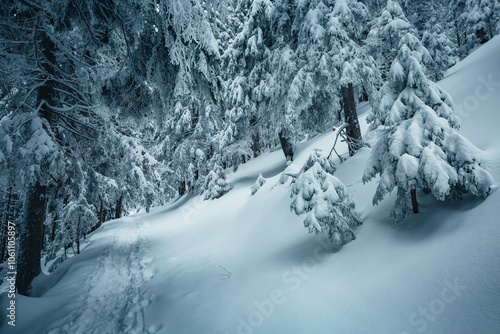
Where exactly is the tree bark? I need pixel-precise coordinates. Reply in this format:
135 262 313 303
411 189 419 214
453 12 461 47
76 216 80 255
278 130 293 162
98 200 103 228
115 195 123 219
17 181 47 296
342 83 362 156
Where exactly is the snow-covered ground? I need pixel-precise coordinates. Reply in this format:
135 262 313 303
2 37 500 334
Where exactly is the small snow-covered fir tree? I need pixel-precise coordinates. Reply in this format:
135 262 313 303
251 173 266 195
202 168 232 200
364 33 494 222
290 151 361 245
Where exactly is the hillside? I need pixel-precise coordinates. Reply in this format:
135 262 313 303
2 36 500 334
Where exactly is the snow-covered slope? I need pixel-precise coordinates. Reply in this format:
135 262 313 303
2 37 500 334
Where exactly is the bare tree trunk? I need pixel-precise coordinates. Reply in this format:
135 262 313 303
18 181 47 296
98 200 104 228
342 83 362 156
76 216 80 255
453 13 461 47
251 133 260 158
278 130 293 162
51 214 57 242
411 189 419 214
115 195 123 219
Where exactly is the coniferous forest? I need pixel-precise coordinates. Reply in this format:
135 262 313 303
1 1 499 332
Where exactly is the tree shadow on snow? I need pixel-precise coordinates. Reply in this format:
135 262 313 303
272 234 343 267
375 191 491 242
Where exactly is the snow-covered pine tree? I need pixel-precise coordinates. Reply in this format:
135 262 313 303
449 0 469 56
421 25 458 81
359 0 386 13
270 0 337 147
0 0 174 288
364 33 494 222
329 0 381 155
464 0 497 46
155 0 229 194
366 0 415 78
202 168 232 200
291 150 361 245
400 0 449 34
270 0 379 157
222 0 274 168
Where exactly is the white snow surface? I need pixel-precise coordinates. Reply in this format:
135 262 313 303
2 37 500 334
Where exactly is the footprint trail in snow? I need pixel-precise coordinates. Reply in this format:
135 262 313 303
49 220 155 334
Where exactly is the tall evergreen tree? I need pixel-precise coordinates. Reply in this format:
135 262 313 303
364 33 493 222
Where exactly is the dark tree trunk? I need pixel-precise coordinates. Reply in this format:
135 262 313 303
115 195 123 219
411 189 419 214
179 181 186 196
98 200 104 228
51 214 57 242
76 216 80 255
278 130 293 162
18 181 47 296
342 83 362 156
453 13 461 47
251 133 260 157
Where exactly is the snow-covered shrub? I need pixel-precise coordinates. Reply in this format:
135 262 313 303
251 173 266 195
364 33 494 222
202 169 232 200
290 151 361 245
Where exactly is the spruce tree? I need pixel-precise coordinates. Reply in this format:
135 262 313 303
291 151 361 245
364 33 494 222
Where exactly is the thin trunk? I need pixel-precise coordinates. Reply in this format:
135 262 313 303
251 133 260 157
453 13 461 47
98 200 103 228
51 214 57 242
411 189 419 214
342 83 362 157
76 216 80 255
115 195 122 219
17 181 47 296
179 181 186 196
278 130 293 162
